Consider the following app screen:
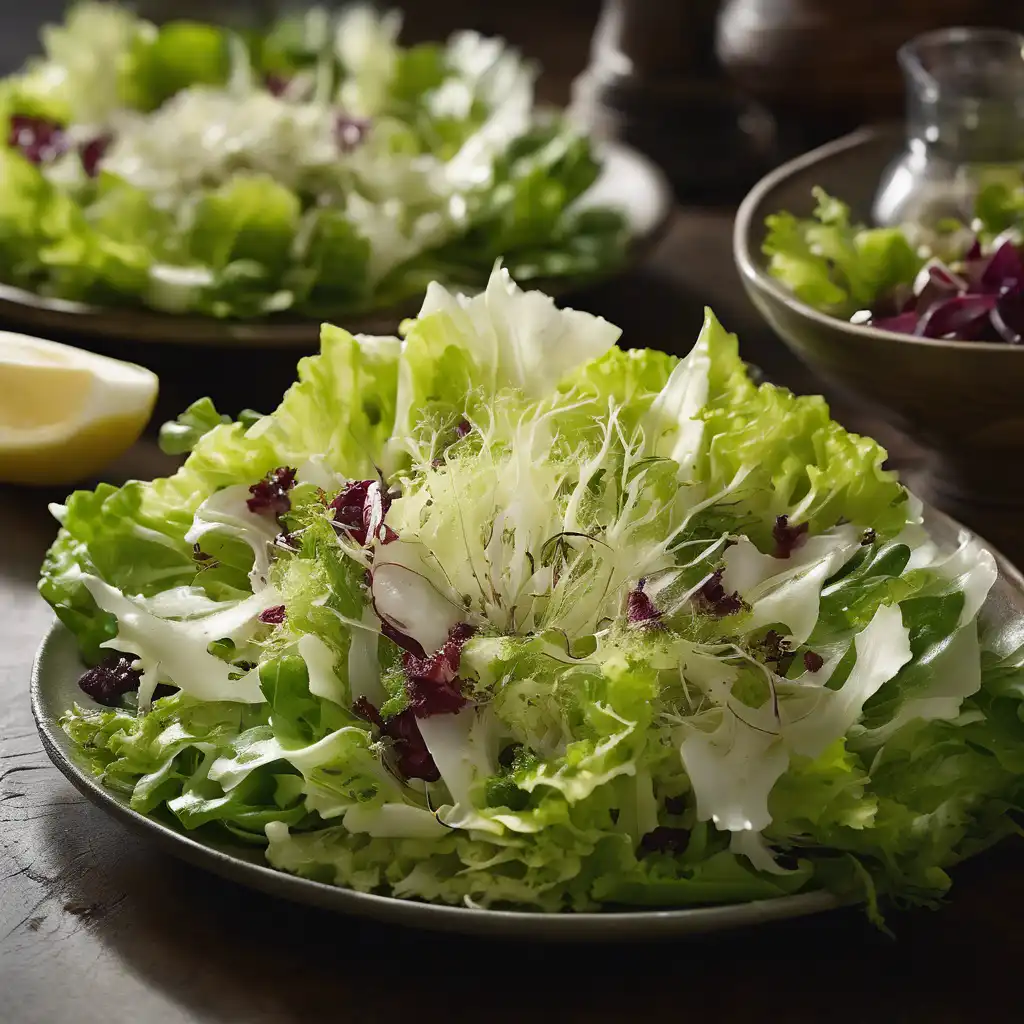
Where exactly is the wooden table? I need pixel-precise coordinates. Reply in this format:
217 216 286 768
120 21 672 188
3 209 1024 1023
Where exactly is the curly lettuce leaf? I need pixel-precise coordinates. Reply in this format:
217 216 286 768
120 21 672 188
764 187 923 316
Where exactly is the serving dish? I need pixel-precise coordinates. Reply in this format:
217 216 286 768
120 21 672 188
0 138 670 348
734 124 1024 519
32 487 1024 937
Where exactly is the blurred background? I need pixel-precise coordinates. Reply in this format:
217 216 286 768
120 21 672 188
4 0 1016 203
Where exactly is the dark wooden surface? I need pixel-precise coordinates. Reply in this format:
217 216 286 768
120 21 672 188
4 209 1024 1024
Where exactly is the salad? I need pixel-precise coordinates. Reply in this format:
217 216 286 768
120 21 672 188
41 265 1024 916
0 3 626 321
764 181 1024 343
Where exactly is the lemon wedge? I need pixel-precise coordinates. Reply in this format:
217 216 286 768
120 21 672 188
0 332 158 486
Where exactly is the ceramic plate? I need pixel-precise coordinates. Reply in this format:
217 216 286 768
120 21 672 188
0 141 672 349
36 504 1020 940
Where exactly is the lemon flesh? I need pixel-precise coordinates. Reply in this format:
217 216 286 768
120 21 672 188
0 333 159 486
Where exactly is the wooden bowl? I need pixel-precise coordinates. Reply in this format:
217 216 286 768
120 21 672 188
733 125 1024 540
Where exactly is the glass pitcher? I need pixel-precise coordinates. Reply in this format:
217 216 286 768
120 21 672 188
873 27 1024 229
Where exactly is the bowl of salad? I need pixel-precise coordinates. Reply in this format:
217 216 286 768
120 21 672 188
31 263 1024 937
734 124 1024 515
0 2 669 345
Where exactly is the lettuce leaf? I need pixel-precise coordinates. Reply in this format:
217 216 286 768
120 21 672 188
764 187 923 316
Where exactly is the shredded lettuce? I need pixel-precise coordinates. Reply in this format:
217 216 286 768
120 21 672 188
0 2 626 320
41 265 1024 917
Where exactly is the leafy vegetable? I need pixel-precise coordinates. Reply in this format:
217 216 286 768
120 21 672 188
765 181 1024 342
40 266 1024 917
0 2 627 321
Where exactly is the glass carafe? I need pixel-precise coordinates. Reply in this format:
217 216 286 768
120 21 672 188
873 27 1024 229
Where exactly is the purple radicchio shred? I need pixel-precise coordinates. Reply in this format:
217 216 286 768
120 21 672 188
760 629 793 673
264 72 290 96
664 795 687 816
258 604 287 625
803 650 825 673
403 623 477 718
639 827 691 856
8 114 68 165
334 114 371 153
247 466 297 520
693 569 743 617
772 515 809 559
78 655 142 706
362 482 397 546
858 239 1024 343
330 479 396 546
330 480 372 543
455 418 472 439
379 618 427 659
626 578 662 626
78 134 111 177
352 697 440 782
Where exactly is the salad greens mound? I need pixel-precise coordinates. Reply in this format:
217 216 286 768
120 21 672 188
0 2 626 320
41 265 1024 914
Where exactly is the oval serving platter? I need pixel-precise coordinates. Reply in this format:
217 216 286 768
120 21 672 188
0 141 672 350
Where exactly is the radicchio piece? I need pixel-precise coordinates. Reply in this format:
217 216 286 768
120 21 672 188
772 515 809 559
8 114 68 165
455 418 472 439
693 569 743 617
664 794 687 815
352 698 440 782
258 604 287 625
379 618 427 658
79 134 111 177
78 655 142 706
265 72 290 96
916 293 997 341
626 578 662 626
334 113 370 153
385 709 442 781
980 240 1024 294
330 479 372 543
639 827 691 856
759 629 793 673
247 466 297 520
993 289 1024 344
803 650 825 673
859 238 1024 343
330 479 396 545
402 622 476 718
363 481 397 545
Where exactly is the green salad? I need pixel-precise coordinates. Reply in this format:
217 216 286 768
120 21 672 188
0 2 626 320
41 265 1024 916
764 181 1024 343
